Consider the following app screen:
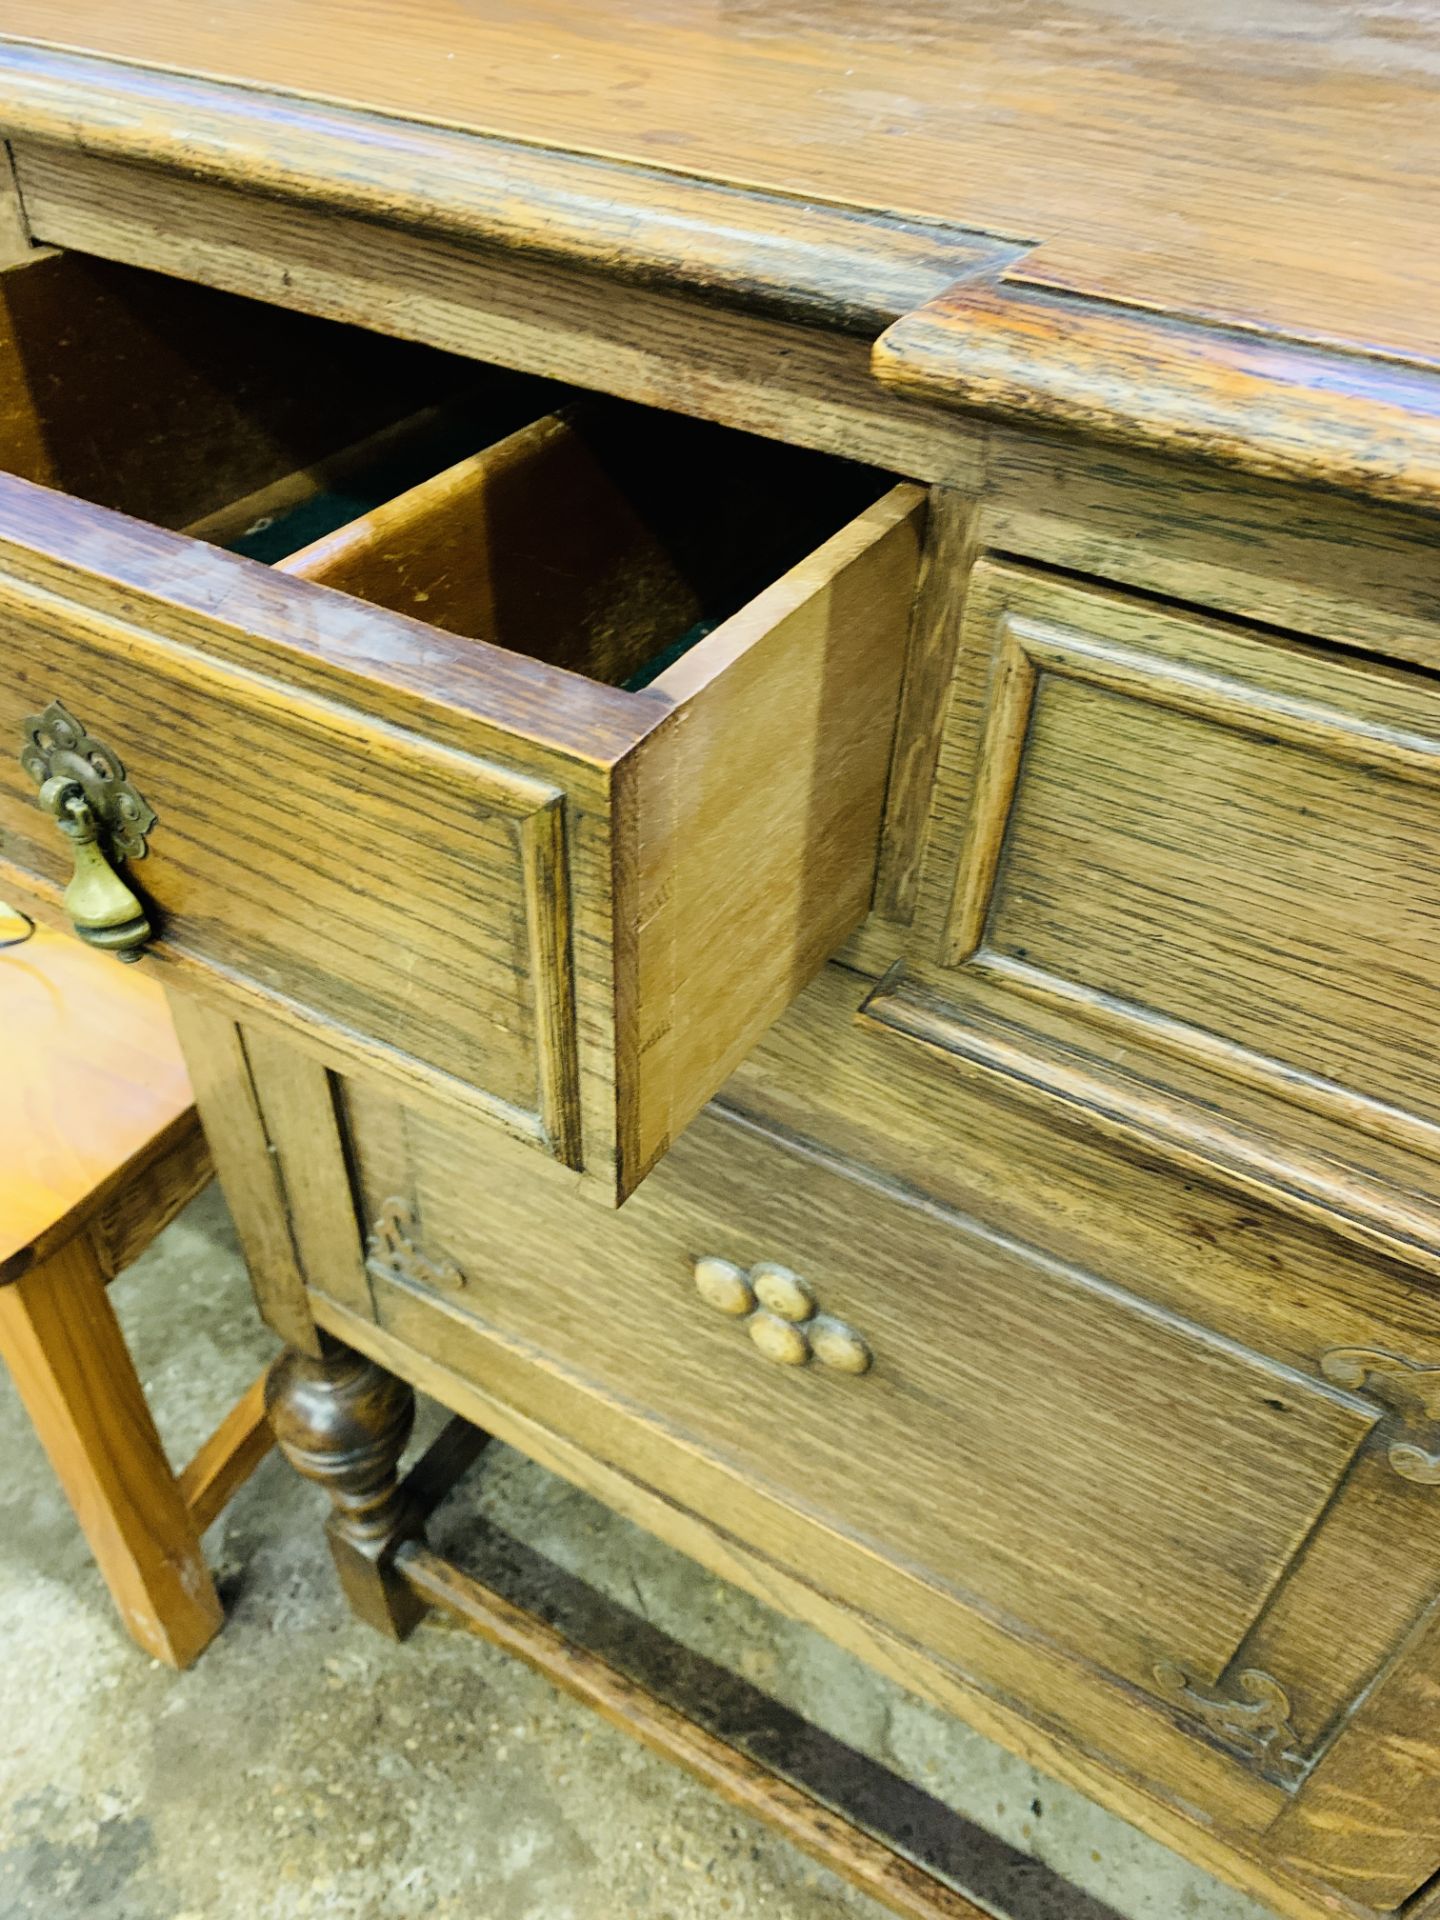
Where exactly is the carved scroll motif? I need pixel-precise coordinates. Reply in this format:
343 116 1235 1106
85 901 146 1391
1153 1662 1304 1783
365 1199 466 1294
1321 1347 1440 1485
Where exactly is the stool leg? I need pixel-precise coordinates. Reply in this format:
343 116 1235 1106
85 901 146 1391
0 1233 224 1667
266 1338 427 1639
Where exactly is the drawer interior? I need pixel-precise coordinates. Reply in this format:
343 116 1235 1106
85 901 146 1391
185 396 554 566
0 252 886 694
0 251 556 541
280 403 885 690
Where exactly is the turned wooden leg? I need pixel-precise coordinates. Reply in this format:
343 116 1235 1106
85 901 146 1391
265 1339 427 1639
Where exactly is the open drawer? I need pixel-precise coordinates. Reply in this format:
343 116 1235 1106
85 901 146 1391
0 255 923 1200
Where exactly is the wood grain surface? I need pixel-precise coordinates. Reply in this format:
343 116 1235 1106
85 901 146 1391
0 45 1010 335
0 349 917 1197
176 1370 273 1537
316 1019 1440 1911
0 247 479 532
1269 1595 1440 1908
10 145 976 495
88 1118 211 1279
312 1285 1374 1920
326 1090 1285 1844
623 486 923 1186
878 557 1440 1281
0 1230 224 1665
0 911 282 1663
730 967 1440 1403
282 402 881 687
0 138 46 266
0 4 1434 363
164 992 318 1358
5 11 1440 505
342 1079 1382 1730
728 963 1440 1762
0 565 578 1147
16 151 1440 688
0 920 193 1275
874 276 1440 515
940 563 1440 1138
2 15 1436 1894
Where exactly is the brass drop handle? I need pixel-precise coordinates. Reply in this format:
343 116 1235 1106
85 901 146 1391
20 700 157 962
692 1255 872 1375
36 776 152 959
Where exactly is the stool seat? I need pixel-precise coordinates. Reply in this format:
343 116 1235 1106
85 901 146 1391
1 916 197 1277
0 911 271 1666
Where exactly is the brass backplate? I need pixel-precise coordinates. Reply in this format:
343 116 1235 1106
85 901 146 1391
20 699 156 859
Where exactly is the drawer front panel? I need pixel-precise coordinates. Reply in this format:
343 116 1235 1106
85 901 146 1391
929 559 1440 1148
340 1077 1377 1749
0 587 581 1159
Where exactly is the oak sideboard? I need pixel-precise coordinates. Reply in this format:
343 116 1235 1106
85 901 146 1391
2 7 1439 1916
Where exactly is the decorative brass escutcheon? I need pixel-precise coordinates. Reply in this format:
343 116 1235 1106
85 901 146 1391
19 701 156 961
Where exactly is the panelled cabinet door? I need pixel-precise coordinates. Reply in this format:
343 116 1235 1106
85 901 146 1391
236 1007 1440 1909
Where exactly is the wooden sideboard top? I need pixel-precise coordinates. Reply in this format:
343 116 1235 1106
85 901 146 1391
3 0 1440 507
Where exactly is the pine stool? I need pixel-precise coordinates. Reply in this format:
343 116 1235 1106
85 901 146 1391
0 914 272 1666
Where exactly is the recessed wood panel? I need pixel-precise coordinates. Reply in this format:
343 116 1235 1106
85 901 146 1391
939 562 1440 1162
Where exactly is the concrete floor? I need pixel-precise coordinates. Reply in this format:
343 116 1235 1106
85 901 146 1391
0 1185 1276 1920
